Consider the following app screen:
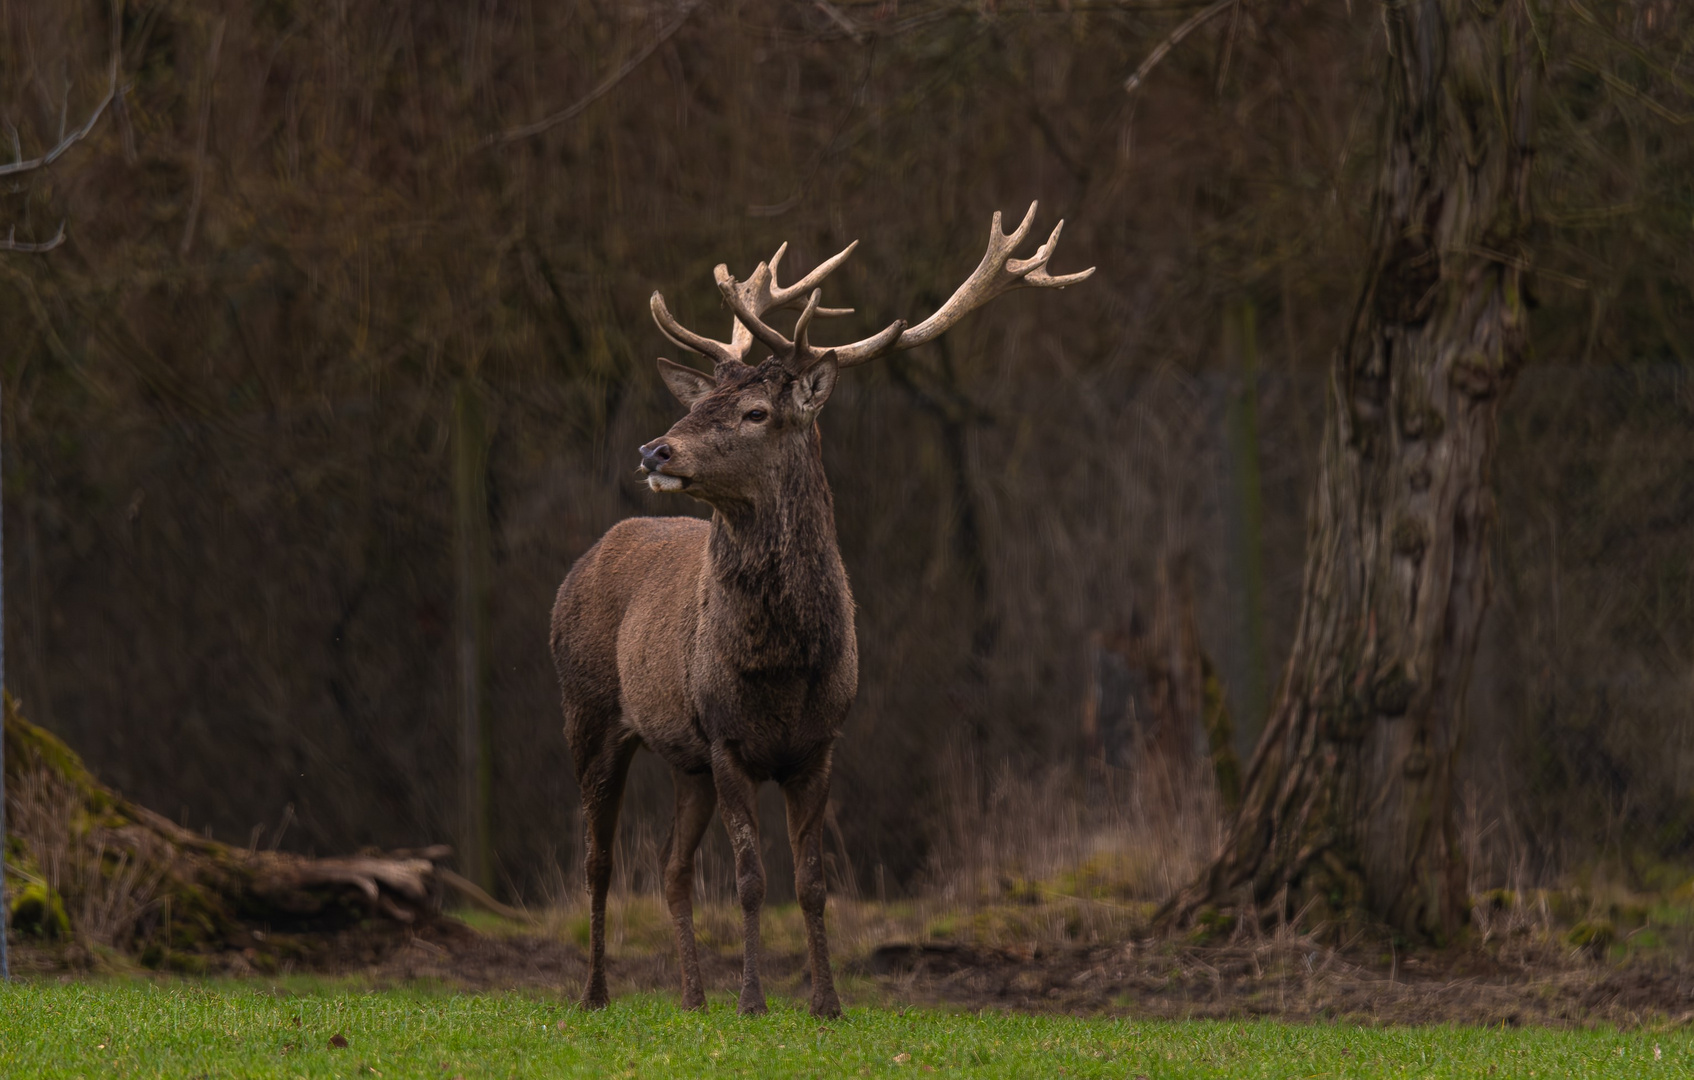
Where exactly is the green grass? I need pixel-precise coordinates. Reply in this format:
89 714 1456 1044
0 980 1689 1079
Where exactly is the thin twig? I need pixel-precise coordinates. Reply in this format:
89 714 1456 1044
179 16 227 257
1457 244 1588 290
496 1 704 144
1214 0 1243 95
815 0 867 42
0 4 122 179
799 0 1227 42
0 223 67 253
112 3 139 165
437 867 539 925
1124 0 1238 95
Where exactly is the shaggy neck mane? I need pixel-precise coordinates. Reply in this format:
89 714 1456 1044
706 424 846 666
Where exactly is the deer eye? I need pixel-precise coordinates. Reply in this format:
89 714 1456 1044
743 408 768 423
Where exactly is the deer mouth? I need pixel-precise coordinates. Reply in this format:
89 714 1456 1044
646 472 687 493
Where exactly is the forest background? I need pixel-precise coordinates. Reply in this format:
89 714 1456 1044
1 0 1690 911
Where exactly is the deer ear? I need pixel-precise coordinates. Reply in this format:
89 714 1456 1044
791 351 839 418
657 357 717 407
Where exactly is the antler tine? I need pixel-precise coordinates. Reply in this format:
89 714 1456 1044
717 270 797 358
1002 201 1040 250
837 317 906 363
651 290 742 368
651 240 862 376
1008 219 1095 287
714 238 861 371
770 240 859 311
792 288 824 346
831 201 1095 368
717 241 857 332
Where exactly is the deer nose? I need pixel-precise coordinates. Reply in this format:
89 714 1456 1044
638 440 673 473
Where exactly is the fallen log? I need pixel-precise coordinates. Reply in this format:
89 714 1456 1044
2 694 489 972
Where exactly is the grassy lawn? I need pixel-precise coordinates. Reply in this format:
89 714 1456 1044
0 980 1688 1079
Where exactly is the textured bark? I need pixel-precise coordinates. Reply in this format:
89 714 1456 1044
1176 0 1537 942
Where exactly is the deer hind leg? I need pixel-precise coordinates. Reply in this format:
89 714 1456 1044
783 751 842 1019
661 767 717 1010
575 729 639 1010
710 742 768 1016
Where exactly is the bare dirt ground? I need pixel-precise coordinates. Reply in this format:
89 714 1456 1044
17 905 1693 1028
846 938 1694 1027
123 914 1683 1029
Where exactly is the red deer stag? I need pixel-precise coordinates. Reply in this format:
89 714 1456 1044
551 203 1091 1017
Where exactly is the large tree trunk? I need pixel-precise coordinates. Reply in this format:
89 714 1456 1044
1174 0 1537 943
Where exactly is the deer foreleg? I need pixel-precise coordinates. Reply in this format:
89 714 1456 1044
711 742 768 1016
661 767 717 1010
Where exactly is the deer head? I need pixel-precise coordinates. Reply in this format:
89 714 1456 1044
637 202 1093 507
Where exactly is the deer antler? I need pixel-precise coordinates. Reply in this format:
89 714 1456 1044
830 202 1094 368
713 266 899 376
651 201 1093 376
649 241 856 374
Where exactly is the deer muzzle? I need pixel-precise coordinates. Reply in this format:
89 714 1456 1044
638 439 687 492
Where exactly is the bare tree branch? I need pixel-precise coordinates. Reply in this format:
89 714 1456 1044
495 1 704 145
0 4 122 180
814 0 867 43
799 0 1220 43
0 223 67 253
1124 0 1238 95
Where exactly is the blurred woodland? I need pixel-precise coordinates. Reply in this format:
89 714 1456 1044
1 0 1690 909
